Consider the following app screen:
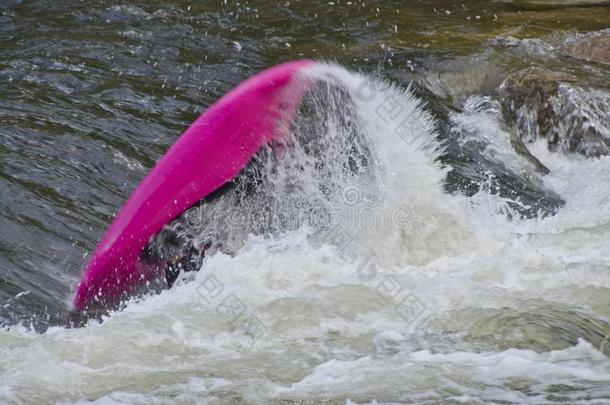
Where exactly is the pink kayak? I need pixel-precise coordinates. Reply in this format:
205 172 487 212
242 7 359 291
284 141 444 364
74 60 316 313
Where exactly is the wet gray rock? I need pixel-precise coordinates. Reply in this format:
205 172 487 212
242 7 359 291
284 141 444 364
499 68 610 157
411 84 565 219
422 56 505 109
564 33 610 65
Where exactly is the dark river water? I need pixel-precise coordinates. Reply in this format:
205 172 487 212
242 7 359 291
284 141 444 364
1 1 610 403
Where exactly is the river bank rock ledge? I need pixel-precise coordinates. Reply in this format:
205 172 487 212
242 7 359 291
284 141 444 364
499 68 610 157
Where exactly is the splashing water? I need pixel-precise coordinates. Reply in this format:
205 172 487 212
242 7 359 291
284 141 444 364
1 63 609 404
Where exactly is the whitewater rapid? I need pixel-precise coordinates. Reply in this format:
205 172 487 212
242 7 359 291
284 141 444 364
1 64 609 404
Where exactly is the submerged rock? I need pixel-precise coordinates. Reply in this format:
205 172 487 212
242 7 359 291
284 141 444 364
499 68 610 157
564 33 610 65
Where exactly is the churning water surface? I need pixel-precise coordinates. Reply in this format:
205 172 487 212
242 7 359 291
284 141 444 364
1 1 609 404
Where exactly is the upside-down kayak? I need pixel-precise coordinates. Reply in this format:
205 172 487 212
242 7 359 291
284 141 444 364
74 60 316 314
